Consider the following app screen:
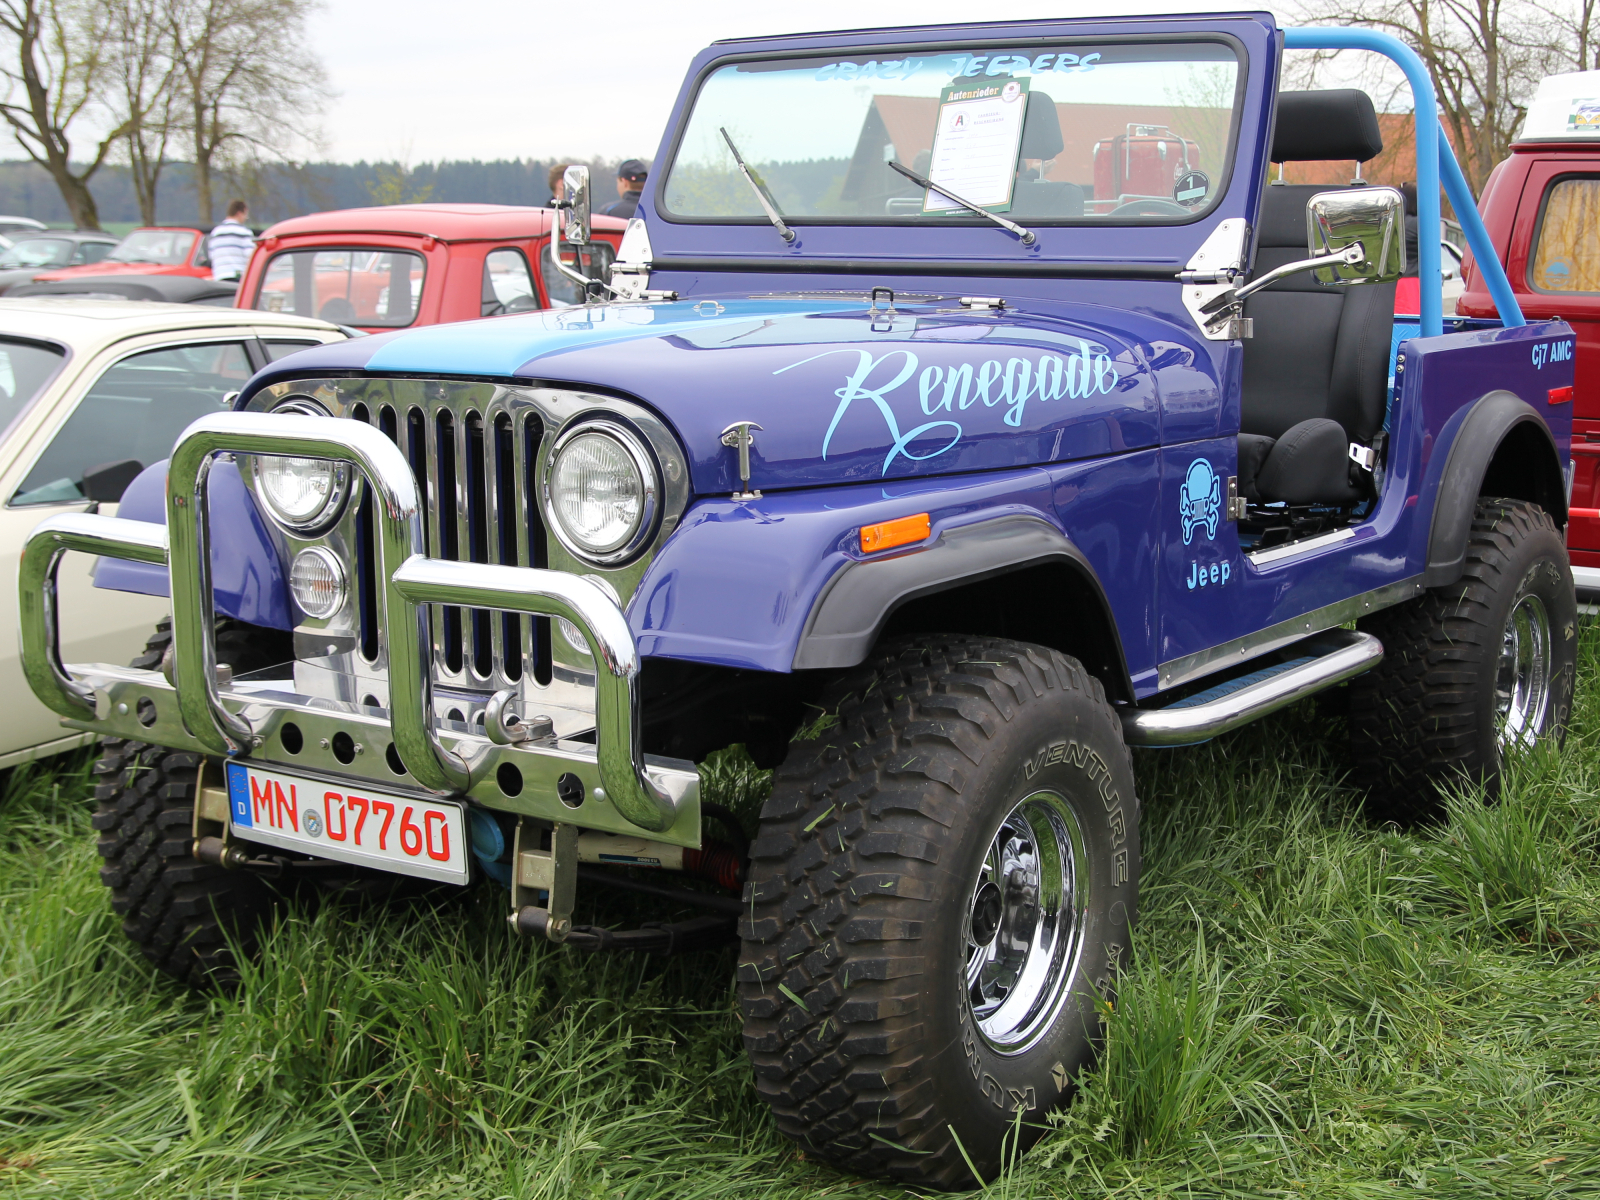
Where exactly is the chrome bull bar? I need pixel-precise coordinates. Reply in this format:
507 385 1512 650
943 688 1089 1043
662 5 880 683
18 411 683 835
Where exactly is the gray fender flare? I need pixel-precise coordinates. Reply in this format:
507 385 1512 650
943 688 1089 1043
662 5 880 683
1423 390 1566 588
791 512 1128 681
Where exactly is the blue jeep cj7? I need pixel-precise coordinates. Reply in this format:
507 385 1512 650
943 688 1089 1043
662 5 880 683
18 12 1577 1187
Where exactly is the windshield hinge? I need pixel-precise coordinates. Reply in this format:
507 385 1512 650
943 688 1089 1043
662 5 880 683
960 296 1005 312
1179 218 1251 341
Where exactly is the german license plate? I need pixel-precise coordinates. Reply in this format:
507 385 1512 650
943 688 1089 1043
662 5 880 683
224 762 469 885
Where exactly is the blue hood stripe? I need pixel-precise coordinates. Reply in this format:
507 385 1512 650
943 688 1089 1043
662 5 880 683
361 300 861 377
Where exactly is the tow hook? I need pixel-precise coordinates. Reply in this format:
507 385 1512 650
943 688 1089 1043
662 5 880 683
509 820 577 943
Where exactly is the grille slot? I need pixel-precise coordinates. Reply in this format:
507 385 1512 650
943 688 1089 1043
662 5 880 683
349 394 548 691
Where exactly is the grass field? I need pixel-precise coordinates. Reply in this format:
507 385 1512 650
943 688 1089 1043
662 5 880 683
2 627 1599 1199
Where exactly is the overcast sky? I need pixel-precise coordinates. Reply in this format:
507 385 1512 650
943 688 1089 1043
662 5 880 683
309 0 1297 164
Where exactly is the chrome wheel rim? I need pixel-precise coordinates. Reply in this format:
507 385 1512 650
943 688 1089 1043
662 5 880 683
1495 579 1552 751
963 789 1089 1053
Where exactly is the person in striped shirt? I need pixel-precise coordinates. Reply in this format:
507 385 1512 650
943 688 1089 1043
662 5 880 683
208 199 255 282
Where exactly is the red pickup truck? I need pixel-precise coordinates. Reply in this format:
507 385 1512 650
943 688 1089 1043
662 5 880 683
239 203 626 333
1459 70 1600 589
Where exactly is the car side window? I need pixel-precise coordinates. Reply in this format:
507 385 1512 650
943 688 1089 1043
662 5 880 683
540 241 615 307
11 341 252 506
1531 176 1600 294
261 339 320 361
483 247 539 316
81 242 111 264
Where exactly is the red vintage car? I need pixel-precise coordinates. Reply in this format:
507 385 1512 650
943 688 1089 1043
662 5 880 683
1459 69 1600 591
33 225 212 283
238 203 627 333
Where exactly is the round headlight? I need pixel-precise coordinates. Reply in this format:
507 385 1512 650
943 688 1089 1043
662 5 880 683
254 454 348 532
545 423 658 563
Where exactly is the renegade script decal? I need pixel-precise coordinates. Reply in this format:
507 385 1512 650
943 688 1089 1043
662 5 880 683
773 342 1121 475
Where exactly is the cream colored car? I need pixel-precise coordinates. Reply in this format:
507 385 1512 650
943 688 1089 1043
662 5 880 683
0 299 345 768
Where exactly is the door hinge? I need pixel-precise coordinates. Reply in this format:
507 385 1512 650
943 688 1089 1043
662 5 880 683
1226 475 1246 521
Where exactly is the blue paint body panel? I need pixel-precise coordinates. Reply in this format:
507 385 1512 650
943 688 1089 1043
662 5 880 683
89 11 1576 708
94 456 293 631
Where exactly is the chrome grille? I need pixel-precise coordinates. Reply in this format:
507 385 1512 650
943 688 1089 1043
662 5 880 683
349 395 553 691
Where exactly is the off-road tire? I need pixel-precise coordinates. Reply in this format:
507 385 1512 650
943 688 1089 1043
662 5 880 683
93 617 292 988
737 635 1138 1189
1350 498 1576 823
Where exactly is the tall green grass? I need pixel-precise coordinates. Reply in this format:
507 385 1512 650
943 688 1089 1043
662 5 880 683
2 626 1600 1196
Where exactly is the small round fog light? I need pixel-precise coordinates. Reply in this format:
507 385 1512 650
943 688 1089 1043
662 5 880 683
290 547 346 618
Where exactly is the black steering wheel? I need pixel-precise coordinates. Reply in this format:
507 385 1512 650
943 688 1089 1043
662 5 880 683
1108 198 1191 217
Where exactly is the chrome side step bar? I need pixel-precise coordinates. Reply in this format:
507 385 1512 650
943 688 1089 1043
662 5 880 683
1121 629 1383 747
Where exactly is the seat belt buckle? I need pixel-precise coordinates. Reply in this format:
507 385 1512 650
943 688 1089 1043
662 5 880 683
1349 442 1377 471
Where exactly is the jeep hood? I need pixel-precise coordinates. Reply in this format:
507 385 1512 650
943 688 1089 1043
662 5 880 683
243 298 1216 494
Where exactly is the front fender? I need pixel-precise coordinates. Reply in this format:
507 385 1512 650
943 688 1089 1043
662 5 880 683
92 456 293 630
628 459 1145 692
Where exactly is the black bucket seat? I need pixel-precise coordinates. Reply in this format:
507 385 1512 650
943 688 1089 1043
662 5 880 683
1237 89 1396 506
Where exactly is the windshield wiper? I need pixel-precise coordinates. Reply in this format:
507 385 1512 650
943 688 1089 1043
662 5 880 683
720 127 795 244
887 160 1036 247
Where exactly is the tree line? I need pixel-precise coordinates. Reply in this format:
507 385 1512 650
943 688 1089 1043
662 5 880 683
0 156 628 227
0 0 323 230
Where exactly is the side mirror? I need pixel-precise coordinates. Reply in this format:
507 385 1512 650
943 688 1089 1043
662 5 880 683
1306 186 1406 285
561 165 591 245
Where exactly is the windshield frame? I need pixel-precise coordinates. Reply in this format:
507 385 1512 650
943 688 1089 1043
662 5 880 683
656 32 1249 231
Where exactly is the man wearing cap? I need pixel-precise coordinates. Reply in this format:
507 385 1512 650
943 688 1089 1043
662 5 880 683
601 160 648 218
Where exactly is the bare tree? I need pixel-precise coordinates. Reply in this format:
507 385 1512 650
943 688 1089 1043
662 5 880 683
166 0 325 226
0 0 128 228
111 0 179 224
1534 0 1600 70
1294 0 1597 192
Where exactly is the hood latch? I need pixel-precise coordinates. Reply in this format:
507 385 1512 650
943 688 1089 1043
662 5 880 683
720 421 763 502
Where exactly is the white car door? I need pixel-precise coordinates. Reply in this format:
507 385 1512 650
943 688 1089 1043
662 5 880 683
0 335 257 765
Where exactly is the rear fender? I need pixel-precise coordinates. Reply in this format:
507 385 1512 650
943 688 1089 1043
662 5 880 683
92 457 293 630
1423 391 1568 588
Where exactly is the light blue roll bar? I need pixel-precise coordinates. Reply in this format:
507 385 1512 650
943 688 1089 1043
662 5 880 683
1283 27 1526 337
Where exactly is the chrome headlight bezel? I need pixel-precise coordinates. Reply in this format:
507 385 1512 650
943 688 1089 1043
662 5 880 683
542 418 661 567
250 396 352 535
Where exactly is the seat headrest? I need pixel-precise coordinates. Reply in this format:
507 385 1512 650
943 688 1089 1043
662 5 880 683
1020 91 1064 161
1272 90 1383 162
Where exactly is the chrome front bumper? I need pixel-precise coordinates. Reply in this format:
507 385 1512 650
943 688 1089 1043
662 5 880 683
18 412 699 846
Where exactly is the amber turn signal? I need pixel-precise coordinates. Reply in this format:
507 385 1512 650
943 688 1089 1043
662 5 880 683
860 512 931 554
1548 386 1573 405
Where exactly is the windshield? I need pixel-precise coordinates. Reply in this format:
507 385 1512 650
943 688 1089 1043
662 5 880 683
108 229 196 264
665 41 1241 225
0 239 72 269
254 249 426 326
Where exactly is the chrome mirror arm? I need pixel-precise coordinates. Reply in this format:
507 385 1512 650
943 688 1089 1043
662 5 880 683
1231 242 1367 304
